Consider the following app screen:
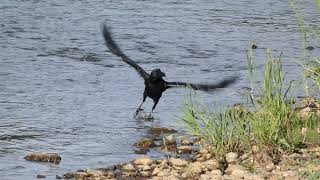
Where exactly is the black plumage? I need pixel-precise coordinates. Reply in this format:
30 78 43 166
102 24 237 114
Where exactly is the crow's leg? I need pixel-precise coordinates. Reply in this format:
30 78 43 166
135 95 147 115
151 98 160 113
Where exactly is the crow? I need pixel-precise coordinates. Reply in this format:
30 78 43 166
102 24 237 114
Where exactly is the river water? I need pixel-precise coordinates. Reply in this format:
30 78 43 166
1 0 319 179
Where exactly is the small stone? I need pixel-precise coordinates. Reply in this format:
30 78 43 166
157 169 171 177
205 153 212 160
226 152 238 164
140 171 151 177
150 126 177 135
24 152 61 164
134 148 148 154
252 145 259 153
55 175 62 179
152 167 161 176
210 169 222 176
170 158 188 167
225 164 245 175
181 137 192 146
282 170 297 177
243 173 265 180
251 44 258 49
191 161 203 174
202 159 220 171
177 146 193 154
230 169 246 179
163 134 176 146
265 162 275 172
63 173 74 179
142 165 152 171
200 170 222 180
133 156 153 166
107 171 115 178
160 159 170 169
134 138 155 148
122 163 135 171
197 156 206 162
36 175 46 178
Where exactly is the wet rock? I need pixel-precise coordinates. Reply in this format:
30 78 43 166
177 145 193 154
122 163 135 171
134 138 155 148
55 175 62 179
306 46 314 51
150 126 177 135
133 156 153 166
63 173 74 179
252 44 258 49
36 175 46 178
181 137 192 146
163 134 176 146
134 148 148 154
24 152 61 164
226 152 238 164
170 158 188 167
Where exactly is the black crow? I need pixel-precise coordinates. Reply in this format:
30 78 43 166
102 24 237 114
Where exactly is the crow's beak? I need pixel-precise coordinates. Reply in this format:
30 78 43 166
161 72 166 77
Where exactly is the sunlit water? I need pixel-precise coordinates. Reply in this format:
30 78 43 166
1 0 319 179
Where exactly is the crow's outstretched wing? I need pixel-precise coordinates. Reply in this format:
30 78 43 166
102 24 149 80
165 77 238 91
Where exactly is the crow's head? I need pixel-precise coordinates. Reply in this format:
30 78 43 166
150 68 166 79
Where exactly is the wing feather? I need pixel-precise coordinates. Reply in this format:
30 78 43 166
165 77 237 91
102 24 149 80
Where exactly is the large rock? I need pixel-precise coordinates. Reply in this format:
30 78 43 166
133 156 153 166
24 152 61 164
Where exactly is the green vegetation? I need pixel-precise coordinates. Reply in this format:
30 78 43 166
181 46 320 161
180 1 320 161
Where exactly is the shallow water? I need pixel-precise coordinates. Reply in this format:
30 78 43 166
1 0 319 179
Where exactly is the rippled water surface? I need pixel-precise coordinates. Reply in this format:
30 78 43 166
1 0 319 179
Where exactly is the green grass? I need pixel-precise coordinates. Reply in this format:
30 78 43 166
180 47 320 160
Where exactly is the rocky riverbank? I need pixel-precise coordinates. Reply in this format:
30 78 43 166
61 125 320 180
